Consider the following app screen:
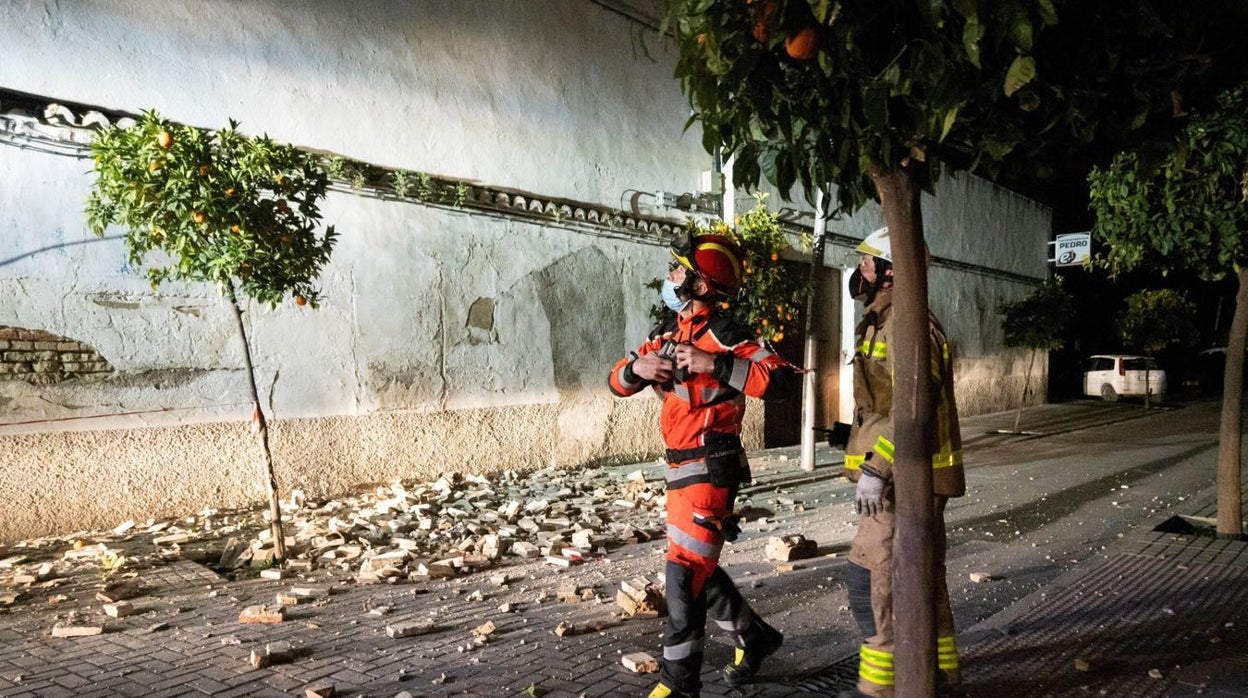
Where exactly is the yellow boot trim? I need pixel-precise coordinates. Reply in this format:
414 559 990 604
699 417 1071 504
734 647 745 665
859 644 895 686
937 635 960 670
647 683 674 698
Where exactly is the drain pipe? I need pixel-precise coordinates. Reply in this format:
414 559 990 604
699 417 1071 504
800 189 828 472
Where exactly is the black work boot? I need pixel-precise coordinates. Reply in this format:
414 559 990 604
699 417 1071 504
721 617 783 687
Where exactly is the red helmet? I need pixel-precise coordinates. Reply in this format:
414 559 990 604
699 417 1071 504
671 233 744 297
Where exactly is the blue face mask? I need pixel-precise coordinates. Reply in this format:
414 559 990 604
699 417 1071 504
661 278 690 312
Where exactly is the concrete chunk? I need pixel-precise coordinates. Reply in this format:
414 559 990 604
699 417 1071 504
622 652 659 673
51 624 104 638
238 605 285 624
102 601 134 618
764 535 818 562
386 621 437 638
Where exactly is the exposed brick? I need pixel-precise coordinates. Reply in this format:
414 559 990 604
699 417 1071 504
33 341 58 351
0 327 18 340
61 362 81 372
32 361 61 374
5 349 32 359
55 341 80 351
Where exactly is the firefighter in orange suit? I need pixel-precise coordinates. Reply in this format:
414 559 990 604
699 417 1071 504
608 233 798 698
834 227 966 698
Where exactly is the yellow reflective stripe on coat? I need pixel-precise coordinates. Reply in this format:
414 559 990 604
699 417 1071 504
932 448 963 469
858 644 895 686
873 436 895 463
857 339 887 359
857 442 961 469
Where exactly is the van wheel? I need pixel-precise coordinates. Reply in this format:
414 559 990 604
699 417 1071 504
1100 384 1119 402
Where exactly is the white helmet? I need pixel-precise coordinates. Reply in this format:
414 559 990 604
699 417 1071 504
855 226 891 262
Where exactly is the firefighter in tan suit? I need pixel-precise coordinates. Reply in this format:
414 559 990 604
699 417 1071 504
838 227 966 698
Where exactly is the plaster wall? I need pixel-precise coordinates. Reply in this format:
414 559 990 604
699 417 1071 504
0 1 1050 540
0 0 705 207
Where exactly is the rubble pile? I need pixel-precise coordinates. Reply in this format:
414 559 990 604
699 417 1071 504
0 465 676 589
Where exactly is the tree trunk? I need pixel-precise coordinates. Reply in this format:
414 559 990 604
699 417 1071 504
1216 266 1247 537
226 282 288 561
870 162 936 698
1013 348 1036 433
1144 364 1152 410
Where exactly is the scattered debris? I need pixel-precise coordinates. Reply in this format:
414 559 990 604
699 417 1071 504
765 535 818 562
102 601 135 618
554 621 576 637
305 683 338 698
616 578 666 618
622 652 659 673
51 623 104 638
472 620 496 638
96 579 142 603
238 605 285 624
969 572 998 584
387 621 438 639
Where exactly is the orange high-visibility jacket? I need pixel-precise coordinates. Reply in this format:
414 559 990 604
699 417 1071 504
608 306 797 451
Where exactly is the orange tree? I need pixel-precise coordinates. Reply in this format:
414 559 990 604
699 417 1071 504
1090 83 1248 533
664 0 1247 692
649 200 809 342
85 111 337 561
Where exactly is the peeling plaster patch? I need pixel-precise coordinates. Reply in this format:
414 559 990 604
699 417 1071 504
0 326 112 384
466 297 497 344
366 360 440 409
173 305 204 317
107 368 225 390
86 292 143 309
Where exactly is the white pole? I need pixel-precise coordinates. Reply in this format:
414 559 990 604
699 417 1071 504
721 154 735 224
799 189 827 472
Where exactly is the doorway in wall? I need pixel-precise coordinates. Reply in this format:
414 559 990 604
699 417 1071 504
763 265 844 447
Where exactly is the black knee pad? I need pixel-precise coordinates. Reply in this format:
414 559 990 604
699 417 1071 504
846 562 876 638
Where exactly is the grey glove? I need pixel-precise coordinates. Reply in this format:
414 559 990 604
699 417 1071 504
854 471 888 516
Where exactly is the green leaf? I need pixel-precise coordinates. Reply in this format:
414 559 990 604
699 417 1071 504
940 107 959 142
1037 0 1058 26
960 17 983 68
1003 55 1036 97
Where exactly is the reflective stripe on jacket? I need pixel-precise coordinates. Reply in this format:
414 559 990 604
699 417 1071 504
608 306 798 452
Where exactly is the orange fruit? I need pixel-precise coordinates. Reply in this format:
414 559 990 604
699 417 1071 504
192 212 205 224
785 26 819 60
156 130 172 149
774 332 785 341
751 0 775 43
224 187 235 197
294 295 307 307
198 165 210 175
761 318 769 326
770 252 779 261
148 161 161 173
230 225 241 233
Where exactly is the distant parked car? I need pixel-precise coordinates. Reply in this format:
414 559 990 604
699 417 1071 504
1083 354 1167 402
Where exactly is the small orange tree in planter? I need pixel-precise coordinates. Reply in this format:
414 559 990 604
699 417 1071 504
648 199 810 343
86 111 338 561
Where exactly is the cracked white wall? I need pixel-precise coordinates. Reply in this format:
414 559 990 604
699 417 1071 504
0 0 1052 539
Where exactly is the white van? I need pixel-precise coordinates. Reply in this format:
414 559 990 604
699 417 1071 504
1083 354 1166 402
